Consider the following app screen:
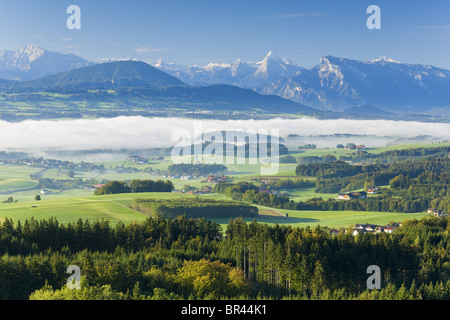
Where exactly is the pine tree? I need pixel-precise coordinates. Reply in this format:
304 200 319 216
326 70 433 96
310 260 325 299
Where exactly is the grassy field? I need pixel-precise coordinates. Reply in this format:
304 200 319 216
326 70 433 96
274 208 426 228
0 191 428 232
0 165 41 194
211 204 427 231
288 187 338 202
0 141 443 230
366 141 450 154
0 196 147 226
0 192 230 226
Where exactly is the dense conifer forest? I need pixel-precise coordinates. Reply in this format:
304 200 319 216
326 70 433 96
0 214 448 300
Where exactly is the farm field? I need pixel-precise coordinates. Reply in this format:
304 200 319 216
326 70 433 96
212 204 427 231
0 192 231 225
0 165 41 194
287 187 338 202
0 141 446 231
0 195 147 226
366 141 450 154
0 190 428 232
274 208 426 228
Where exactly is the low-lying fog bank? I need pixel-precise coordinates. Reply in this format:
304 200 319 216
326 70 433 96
1 116 449 159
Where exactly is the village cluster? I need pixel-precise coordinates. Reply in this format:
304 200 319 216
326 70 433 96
2 157 95 170
349 223 400 236
427 208 448 218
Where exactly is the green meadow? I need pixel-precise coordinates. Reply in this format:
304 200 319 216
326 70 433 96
0 165 41 193
0 192 229 226
0 196 146 226
0 191 427 231
0 141 442 230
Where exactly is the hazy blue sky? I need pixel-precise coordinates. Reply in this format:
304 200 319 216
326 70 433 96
1 0 449 68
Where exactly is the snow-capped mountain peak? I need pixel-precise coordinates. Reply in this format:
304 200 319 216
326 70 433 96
204 62 231 71
266 55 450 113
149 51 450 115
256 51 281 70
99 57 139 64
260 51 281 62
16 44 45 64
370 56 400 64
254 51 302 81
0 44 94 81
0 44 46 72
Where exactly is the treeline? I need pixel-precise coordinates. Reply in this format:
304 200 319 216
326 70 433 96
297 156 450 194
215 178 449 214
296 160 362 179
132 197 258 219
344 145 450 164
214 182 292 209
291 196 431 213
0 151 29 160
298 155 338 164
167 164 227 177
0 215 221 255
94 179 174 195
214 181 427 213
185 141 290 157
262 178 315 190
0 215 448 300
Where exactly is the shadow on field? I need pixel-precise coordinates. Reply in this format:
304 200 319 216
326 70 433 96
256 213 319 225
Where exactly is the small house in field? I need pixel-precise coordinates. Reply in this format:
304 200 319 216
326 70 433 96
383 227 396 234
352 229 367 236
329 229 340 236
428 209 447 217
338 191 367 200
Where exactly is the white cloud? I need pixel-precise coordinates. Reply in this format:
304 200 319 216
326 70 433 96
0 117 449 152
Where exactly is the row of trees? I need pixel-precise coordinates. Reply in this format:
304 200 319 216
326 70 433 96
297 157 450 211
132 197 258 219
298 156 450 191
343 145 450 164
215 183 432 213
261 178 315 190
298 155 338 164
167 164 227 177
213 182 292 209
295 160 363 179
94 179 174 195
0 215 221 254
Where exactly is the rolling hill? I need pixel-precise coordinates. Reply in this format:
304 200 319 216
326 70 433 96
16 60 185 91
0 60 318 115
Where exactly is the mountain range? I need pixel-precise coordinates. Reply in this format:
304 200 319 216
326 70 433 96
0 45 450 116
153 51 304 89
0 46 315 116
153 52 450 114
